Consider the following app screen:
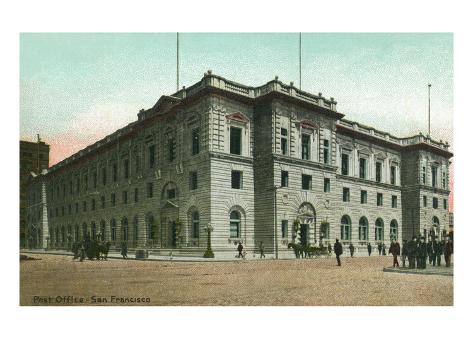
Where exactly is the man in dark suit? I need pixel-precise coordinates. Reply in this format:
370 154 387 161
334 239 343 266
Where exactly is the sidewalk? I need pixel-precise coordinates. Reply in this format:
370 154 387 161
383 264 453 276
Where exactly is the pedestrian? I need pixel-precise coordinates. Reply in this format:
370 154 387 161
427 238 435 265
259 241 265 259
334 238 343 266
349 243 355 257
121 241 128 259
418 237 427 269
407 236 417 269
391 239 400 267
401 240 408 268
327 242 332 257
377 243 382 256
382 243 386 256
367 242 372 257
237 241 244 258
79 241 85 262
444 237 453 267
435 239 444 266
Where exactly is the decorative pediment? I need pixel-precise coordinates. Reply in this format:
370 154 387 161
297 119 318 131
152 95 181 113
226 112 250 124
374 151 388 160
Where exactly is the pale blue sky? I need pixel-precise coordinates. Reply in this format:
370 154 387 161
20 33 453 165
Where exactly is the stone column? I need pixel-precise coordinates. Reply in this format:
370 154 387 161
40 180 50 249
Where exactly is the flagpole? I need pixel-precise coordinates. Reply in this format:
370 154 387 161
299 32 302 90
176 32 180 92
428 83 431 136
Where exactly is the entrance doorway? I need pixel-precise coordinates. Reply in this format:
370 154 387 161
169 221 177 248
300 224 309 246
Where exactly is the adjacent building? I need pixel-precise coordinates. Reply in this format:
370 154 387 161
25 72 452 257
20 139 50 248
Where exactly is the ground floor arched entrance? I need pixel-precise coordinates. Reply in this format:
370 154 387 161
295 203 316 246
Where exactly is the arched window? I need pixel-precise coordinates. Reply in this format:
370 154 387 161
122 217 128 241
67 225 72 239
91 221 97 239
230 210 241 239
192 211 200 238
340 215 351 240
133 216 139 243
375 218 384 241
390 220 398 241
432 216 440 238
146 214 155 240
110 219 116 241
100 220 106 241
359 217 368 240
55 226 59 246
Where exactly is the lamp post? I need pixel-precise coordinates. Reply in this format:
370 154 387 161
203 222 214 258
273 186 282 259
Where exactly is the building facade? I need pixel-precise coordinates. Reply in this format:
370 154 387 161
20 139 49 248
26 72 452 257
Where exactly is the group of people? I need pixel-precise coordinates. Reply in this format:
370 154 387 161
71 233 111 261
401 236 453 269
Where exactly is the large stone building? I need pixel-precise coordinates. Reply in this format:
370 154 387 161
25 72 452 257
20 139 49 248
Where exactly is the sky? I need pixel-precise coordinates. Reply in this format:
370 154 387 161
19 32 454 208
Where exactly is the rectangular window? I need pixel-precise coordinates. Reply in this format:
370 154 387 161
149 144 156 168
190 171 198 190
377 193 383 206
423 195 427 207
91 199 96 211
230 127 242 155
361 190 367 204
134 188 139 203
392 195 398 208
112 163 117 182
167 188 176 199
68 204 71 215
341 153 349 176
101 196 105 209
135 152 141 173
83 201 87 212
281 170 289 188
168 137 176 161
281 128 288 155
432 166 438 187
422 166 426 184
433 197 438 209
147 182 154 198
69 181 73 194
111 193 116 206
122 191 128 204
376 162 382 183
102 168 107 185
359 158 367 179
442 172 446 189
301 134 311 160
231 170 243 189
124 159 129 179
93 172 97 188
443 198 447 210
390 166 396 185
281 220 288 239
343 187 350 202
323 139 329 164
324 178 330 193
302 174 312 190
192 128 200 155
75 203 79 213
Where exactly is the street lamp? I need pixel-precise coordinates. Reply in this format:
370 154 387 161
203 222 214 258
273 186 282 259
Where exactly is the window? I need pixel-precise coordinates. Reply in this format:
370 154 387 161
231 171 242 189
281 171 289 188
359 217 368 240
340 215 351 240
134 188 139 203
431 166 438 187
93 172 97 188
230 211 241 239
422 166 426 184
68 204 71 215
149 144 156 168
323 139 329 164
146 215 155 240
343 187 350 202
230 127 242 155
392 195 398 208
375 218 384 241
122 191 128 204
192 128 200 155
376 162 382 183
390 166 396 185
112 163 117 182
135 152 141 172
91 199 96 211
301 134 311 160
101 196 105 209
390 220 398 241
423 195 427 207
123 159 129 179
111 193 116 206
83 201 87 212
192 212 199 238
443 198 447 210
75 202 79 213
442 172 446 189
361 190 367 204
302 174 312 190
147 182 154 198
76 177 80 193
281 220 288 239
167 188 176 199
433 197 438 209
377 193 383 206
359 158 367 179
281 128 288 155
324 178 330 193
102 167 107 185
110 219 117 241
341 153 349 175
121 218 128 241
189 171 198 190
